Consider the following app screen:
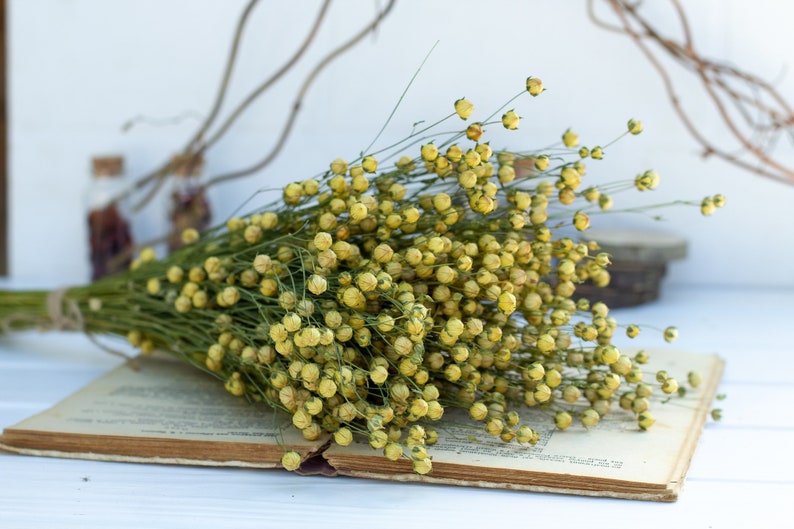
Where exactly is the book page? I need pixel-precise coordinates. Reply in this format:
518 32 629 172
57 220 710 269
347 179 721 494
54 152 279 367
2 354 315 453
326 349 723 491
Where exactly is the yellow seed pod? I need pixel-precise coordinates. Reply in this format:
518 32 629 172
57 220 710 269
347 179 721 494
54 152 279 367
501 109 520 130
341 287 366 310
454 169 475 189
562 384 581 403
536 333 555 354
555 411 573 430
402 206 421 224
662 378 680 394
560 166 581 188
463 149 481 168
318 378 338 399
432 265 455 285
573 212 590 231
220 286 240 306
392 335 414 357
361 155 378 173
224 373 245 397
202 257 220 276
182 281 199 297
466 122 483 141
226 216 247 231
432 192 452 212
383 442 403 461
292 409 313 430
312 231 333 251
688 371 703 388
638 411 656 430
544 368 563 389
371 243 394 263
636 382 654 399
562 128 579 148
412 458 432 475
334 427 354 446
441 365 462 385
351 173 369 193
174 294 192 313
701 197 716 216
356 272 378 292
433 155 452 177
467 401 487 422
145 278 161 296
258 277 277 297
420 143 439 162
306 274 328 296
408 398 428 418
497 291 517 315
302 178 320 196
328 175 347 194
581 408 600 428
369 365 389 385
281 450 302 472
348 202 367 221
440 146 462 166
330 158 348 175
137 247 157 264
244 224 263 244
190 290 209 309
497 165 516 184
598 193 613 211
532 155 549 172
181 228 200 245
454 98 474 120
526 77 544 96
663 326 679 343
349 164 364 179
127 330 143 348
476 143 493 162
258 211 278 230
165 266 184 284
300 363 321 384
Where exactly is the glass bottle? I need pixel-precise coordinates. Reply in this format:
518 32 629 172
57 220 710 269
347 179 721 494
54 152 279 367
168 153 211 252
87 155 134 280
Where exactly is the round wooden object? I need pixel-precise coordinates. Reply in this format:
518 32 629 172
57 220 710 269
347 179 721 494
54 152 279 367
576 229 688 307
582 229 687 264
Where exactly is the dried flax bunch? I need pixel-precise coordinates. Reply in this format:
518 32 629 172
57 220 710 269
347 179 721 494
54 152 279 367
0 77 724 474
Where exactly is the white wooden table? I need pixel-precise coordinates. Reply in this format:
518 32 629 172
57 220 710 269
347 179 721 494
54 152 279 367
1 284 793 528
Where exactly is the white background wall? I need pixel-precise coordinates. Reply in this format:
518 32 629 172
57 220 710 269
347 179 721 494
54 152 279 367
7 0 794 288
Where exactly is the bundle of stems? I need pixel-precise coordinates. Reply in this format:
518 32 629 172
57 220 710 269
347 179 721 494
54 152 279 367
0 77 723 474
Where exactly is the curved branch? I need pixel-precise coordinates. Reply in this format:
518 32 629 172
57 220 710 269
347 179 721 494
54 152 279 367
202 0 397 189
127 0 261 210
200 0 333 151
603 0 794 185
187 0 261 151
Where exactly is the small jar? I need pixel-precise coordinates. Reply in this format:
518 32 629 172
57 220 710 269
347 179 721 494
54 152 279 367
87 155 134 280
168 153 211 252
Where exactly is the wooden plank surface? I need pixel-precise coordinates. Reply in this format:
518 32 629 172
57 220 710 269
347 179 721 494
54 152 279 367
1 285 793 528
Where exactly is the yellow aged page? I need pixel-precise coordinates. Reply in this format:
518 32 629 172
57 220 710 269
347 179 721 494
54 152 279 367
2 354 311 450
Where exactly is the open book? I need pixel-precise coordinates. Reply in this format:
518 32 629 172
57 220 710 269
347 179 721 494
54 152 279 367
0 349 723 502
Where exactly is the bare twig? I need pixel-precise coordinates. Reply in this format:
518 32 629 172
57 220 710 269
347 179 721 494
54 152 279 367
591 0 794 186
200 0 333 152
202 0 396 189
188 0 262 151
128 0 262 211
